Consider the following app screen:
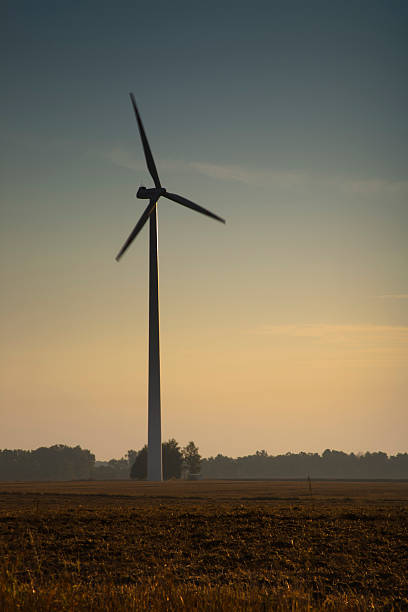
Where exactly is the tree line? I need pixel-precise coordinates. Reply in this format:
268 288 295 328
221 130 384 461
0 441 201 481
0 445 95 481
201 450 408 479
0 445 406 481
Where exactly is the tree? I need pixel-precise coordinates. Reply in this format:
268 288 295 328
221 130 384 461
129 440 183 480
127 450 138 468
182 441 201 476
163 439 183 479
130 446 147 479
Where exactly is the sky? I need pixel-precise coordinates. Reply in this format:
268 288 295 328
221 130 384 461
1 0 407 460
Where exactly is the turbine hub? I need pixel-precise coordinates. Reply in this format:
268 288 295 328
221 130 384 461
136 186 149 199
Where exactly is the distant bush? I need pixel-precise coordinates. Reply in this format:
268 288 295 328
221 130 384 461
91 458 129 480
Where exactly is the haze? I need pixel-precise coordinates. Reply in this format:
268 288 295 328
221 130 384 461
1 1 407 459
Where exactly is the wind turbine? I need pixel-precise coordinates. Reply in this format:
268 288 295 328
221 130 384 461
116 93 225 481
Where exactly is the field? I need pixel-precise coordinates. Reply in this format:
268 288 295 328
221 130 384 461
1 480 407 610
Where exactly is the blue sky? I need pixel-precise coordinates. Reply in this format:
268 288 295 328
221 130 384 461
3 1 407 173
1 1 407 458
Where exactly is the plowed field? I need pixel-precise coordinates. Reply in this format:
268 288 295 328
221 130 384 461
1 481 407 610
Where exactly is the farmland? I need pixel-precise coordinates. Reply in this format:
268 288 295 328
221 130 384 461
0 480 407 610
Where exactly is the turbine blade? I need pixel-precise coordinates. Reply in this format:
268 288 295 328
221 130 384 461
129 93 161 189
163 192 225 224
115 198 158 261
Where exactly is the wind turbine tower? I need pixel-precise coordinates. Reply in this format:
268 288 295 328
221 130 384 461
116 94 225 481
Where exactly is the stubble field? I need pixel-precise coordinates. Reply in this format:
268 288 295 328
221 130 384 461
0 480 407 610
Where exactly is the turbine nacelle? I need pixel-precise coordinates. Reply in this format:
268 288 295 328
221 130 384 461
137 186 166 199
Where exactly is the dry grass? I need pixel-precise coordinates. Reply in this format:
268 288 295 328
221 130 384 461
0 481 407 610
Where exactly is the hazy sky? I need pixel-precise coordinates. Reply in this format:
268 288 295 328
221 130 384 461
1 1 407 460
